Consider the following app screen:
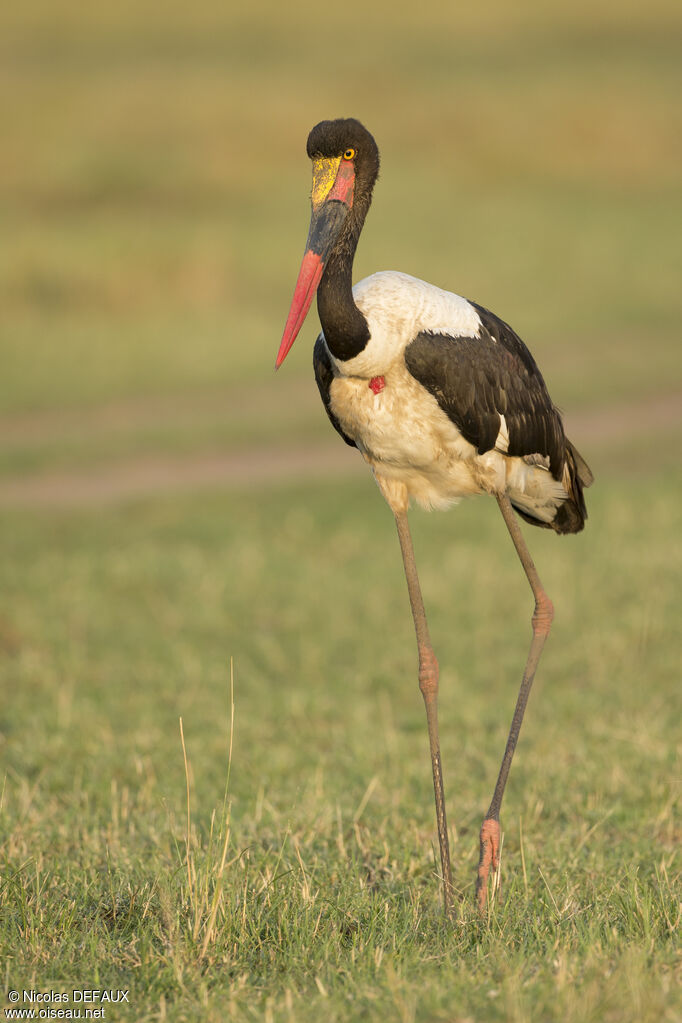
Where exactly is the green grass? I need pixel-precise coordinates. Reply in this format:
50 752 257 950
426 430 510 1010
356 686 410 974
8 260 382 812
0 0 681 1018
1 472 680 1021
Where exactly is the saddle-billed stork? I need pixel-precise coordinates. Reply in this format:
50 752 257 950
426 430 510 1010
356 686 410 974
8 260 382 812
275 118 593 914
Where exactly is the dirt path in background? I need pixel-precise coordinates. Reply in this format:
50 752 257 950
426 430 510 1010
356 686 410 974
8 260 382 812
0 377 315 448
0 389 680 508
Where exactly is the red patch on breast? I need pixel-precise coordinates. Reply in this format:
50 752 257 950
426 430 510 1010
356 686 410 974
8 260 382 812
369 375 385 394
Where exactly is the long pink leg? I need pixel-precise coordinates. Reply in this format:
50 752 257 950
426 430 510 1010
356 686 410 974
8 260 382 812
394 508 455 915
476 493 554 912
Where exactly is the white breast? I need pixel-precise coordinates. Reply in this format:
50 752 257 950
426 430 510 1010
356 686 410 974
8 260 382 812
322 270 566 519
328 362 497 510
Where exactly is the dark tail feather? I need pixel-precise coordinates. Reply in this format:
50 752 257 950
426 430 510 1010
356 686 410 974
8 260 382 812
551 440 594 534
512 440 594 535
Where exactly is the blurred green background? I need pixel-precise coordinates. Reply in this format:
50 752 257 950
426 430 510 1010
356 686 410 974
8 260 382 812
1 0 680 477
1 1 681 1019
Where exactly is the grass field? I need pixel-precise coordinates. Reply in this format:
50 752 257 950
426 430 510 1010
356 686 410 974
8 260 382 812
1 477 680 1021
1 0 681 1020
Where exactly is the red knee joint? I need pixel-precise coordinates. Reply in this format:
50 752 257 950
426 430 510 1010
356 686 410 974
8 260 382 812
418 646 439 697
476 817 501 910
532 592 554 636
478 818 501 872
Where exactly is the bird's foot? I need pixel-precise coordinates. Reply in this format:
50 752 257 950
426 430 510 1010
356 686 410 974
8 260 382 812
476 817 501 913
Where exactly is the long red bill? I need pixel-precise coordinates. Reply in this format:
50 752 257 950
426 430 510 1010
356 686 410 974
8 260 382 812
275 249 325 369
276 158 355 370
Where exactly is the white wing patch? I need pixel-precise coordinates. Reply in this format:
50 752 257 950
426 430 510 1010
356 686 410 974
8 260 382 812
495 413 510 453
329 271 482 378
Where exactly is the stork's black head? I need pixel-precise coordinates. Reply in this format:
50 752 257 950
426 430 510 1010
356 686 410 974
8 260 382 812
306 118 380 195
275 118 379 369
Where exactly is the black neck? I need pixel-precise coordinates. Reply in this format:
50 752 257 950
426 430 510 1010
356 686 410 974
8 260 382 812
316 199 371 362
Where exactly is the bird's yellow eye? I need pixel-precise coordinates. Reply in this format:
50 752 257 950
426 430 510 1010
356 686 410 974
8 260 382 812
343 148 356 161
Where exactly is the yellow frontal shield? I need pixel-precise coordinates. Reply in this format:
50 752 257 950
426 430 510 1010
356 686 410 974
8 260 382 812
311 156 342 208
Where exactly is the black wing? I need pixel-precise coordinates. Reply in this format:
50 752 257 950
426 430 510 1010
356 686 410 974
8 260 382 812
313 334 357 448
404 302 566 478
